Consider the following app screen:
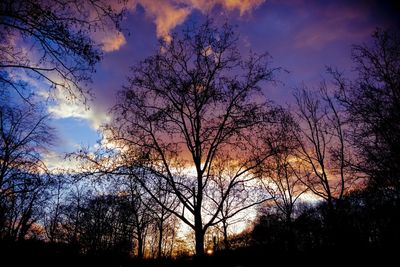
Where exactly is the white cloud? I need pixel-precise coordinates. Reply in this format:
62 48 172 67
42 151 81 173
47 87 110 130
48 101 110 130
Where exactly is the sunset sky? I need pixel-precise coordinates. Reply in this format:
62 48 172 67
44 0 399 169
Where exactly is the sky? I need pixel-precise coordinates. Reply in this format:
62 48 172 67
44 0 400 170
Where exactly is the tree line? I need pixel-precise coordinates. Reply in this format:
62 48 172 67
1 1 399 265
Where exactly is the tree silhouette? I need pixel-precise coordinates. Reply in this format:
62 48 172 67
0 0 124 102
208 157 251 251
106 20 283 256
263 149 307 225
44 174 66 243
0 99 54 240
293 84 352 209
334 29 400 196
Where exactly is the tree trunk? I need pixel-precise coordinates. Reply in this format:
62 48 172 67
285 214 295 251
137 235 144 259
193 175 205 257
222 220 230 250
157 222 163 259
327 195 334 211
194 208 204 257
195 227 205 257
325 198 337 248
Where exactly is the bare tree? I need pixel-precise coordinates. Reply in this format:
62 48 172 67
206 155 260 250
260 109 305 224
120 175 152 259
44 174 66 243
263 146 307 226
101 20 282 256
0 100 54 240
333 29 400 195
293 84 351 209
142 177 179 259
0 0 125 102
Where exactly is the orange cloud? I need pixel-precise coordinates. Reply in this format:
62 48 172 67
91 29 127 52
102 31 127 52
187 0 265 15
134 0 190 39
132 0 265 39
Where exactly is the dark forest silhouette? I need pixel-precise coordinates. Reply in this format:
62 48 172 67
1 1 399 266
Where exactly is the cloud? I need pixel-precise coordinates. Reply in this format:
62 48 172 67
132 0 190 40
47 88 110 130
42 151 81 173
187 0 265 15
91 29 127 53
48 101 110 131
132 0 265 39
101 31 127 52
77 0 128 53
44 90 111 173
